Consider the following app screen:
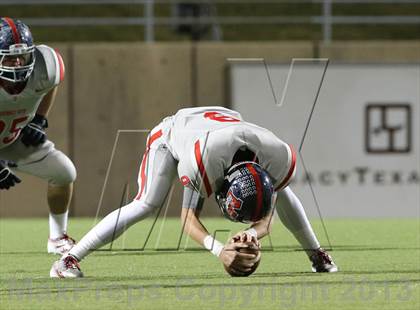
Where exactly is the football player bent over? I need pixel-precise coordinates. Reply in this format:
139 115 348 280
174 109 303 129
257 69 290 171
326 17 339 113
50 107 337 278
0 18 77 254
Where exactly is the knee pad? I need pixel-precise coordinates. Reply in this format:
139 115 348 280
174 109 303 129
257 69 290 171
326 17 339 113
46 150 77 186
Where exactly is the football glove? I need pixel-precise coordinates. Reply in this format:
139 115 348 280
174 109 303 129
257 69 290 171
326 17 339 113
20 114 48 147
0 160 21 190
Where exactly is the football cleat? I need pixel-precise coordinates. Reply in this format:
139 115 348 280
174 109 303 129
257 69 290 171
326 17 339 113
309 248 338 273
47 234 76 255
50 255 83 278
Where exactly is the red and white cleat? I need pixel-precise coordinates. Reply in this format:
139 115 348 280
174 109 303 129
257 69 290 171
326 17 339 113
50 254 83 278
309 248 338 273
47 234 76 255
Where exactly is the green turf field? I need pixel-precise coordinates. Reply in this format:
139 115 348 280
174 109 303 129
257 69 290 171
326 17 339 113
0 218 419 310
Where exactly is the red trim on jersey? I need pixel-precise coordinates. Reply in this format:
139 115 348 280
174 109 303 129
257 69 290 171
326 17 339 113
180 176 190 186
204 111 240 123
135 129 163 200
194 140 212 197
4 18 20 44
247 163 263 222
275 144 297 191
54 49 65 82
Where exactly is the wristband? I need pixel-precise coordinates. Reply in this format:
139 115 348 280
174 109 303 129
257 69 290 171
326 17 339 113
245 228 258 239
203 235 224 257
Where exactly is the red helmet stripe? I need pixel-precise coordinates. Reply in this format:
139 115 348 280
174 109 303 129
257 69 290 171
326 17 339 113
135 129 162 200
3 17 21 44
247 163 263 222
194 140 212 197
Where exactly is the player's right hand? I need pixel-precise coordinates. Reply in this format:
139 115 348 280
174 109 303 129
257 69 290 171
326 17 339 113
219 242 260 275
0 160 21 190
20 114 48 147
230 231 260 247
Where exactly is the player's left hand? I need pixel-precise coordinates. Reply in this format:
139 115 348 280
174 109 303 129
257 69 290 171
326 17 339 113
20 114 48 147
0 160 21 190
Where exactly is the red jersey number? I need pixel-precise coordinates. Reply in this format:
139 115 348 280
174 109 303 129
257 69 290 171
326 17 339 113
0 116 29 145
204 111 240 123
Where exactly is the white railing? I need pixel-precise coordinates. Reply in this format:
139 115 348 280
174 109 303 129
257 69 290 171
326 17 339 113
1 0 420 43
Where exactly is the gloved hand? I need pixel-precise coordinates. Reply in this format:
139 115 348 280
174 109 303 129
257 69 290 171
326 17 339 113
0 160 21 190
20 114 48 147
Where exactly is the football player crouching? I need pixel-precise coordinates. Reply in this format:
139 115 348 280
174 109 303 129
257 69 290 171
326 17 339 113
0 17 76 255
50 106 337 278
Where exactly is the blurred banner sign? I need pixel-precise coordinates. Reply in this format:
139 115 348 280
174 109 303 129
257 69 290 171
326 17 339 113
230 62 420 218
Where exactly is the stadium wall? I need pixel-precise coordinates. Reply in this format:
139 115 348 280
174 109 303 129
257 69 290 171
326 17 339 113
0 41 418 218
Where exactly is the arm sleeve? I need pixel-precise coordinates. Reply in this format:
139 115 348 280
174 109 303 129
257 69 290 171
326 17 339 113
182 186 205 211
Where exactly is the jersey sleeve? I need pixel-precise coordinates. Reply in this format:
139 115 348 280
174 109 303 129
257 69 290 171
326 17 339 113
253 127 297 191
182 187 205 210
35 45 65 91
177 134 225 198
273 143 297 191
177 139 212 198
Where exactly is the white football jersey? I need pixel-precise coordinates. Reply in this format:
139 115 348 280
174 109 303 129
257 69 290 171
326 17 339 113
161 106 296 197
0 45 64 150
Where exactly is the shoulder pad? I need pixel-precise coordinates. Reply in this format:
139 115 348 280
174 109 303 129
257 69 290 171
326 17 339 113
33 45 65 92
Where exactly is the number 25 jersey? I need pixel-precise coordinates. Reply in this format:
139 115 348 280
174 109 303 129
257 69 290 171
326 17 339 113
0 45 64 150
